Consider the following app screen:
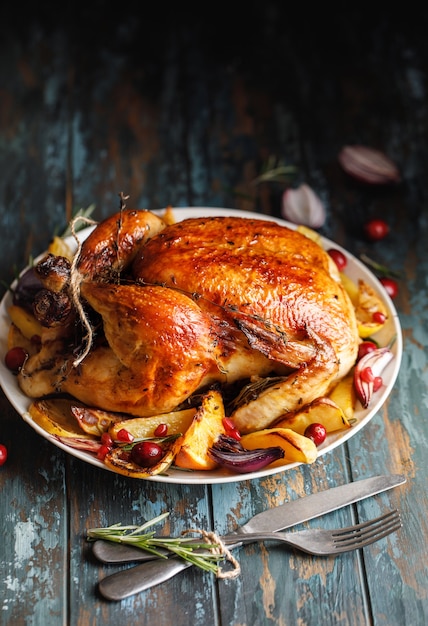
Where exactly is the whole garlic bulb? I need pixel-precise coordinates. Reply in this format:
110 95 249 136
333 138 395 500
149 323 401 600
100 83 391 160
281 184 326 228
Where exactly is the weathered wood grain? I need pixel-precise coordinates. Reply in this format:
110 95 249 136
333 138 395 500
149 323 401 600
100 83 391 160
0 409 69 624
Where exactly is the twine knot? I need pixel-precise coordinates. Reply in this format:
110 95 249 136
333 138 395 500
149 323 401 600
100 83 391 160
183 528 241 579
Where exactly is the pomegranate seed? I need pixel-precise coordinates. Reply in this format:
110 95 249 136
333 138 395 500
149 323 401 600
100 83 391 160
373 376 383 392
154 423 168 437
222 417 235 431
116 428 134 443
360 367 375 383
222 417 241 440
304 423 327 446
372 311 386 324
5 346 28 373
97 444 111 461
357 341 378 361
130 441 164 467
230 429 242 441
0 444 8 466
328 249 347 271
101 432 113 448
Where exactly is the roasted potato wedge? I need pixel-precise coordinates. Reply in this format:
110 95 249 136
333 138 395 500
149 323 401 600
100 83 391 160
240 428 317 466
274 397 352 435
7 323 39 355
328 373 357 421
8 305 43 341
174 389 227 470
108 408 197 441
355 279 388 338
339 272 359 306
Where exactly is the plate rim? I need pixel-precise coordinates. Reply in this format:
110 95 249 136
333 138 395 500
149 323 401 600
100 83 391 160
0 206 403 484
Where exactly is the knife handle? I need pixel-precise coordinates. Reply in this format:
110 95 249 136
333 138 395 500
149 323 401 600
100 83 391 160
92 540 170 563
99 558 193 601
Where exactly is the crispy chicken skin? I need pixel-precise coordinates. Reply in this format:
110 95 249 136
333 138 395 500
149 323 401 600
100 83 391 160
132 217 359 430
18 211 359 432
77 209 166 281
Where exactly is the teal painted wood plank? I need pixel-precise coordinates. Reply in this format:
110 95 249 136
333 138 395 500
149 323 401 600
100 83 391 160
346 209 428 626
65 28 272 218
0 403 69 625
210 451 375 626
0 26 73 624
66 464 215 625
0 23 71 297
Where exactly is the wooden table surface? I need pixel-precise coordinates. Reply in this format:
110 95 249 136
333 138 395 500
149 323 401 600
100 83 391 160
1 5 427 625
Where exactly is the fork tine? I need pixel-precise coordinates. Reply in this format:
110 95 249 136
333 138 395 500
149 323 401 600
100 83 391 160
334 517 401 548
332 510 399 538
332 510 401 551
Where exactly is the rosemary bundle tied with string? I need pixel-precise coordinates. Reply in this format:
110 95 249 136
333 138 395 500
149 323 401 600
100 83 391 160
87 512 241 578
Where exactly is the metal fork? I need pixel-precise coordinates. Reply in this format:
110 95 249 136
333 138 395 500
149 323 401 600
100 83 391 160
225 509 401 555
98 510 401 601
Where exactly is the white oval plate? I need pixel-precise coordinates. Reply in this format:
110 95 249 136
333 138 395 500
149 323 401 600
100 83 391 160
0 207 402 484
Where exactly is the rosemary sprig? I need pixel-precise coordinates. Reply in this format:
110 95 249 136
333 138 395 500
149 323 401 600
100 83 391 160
252 156 297 185
225 155 297 204
87 512 226 575
118 434 181 452
360 253 401 279
228 376 287 411
61 204 96 238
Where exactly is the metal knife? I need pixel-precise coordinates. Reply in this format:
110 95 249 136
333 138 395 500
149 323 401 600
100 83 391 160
97 473 405 600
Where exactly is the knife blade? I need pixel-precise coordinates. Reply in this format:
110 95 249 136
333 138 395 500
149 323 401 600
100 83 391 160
97 473 405 600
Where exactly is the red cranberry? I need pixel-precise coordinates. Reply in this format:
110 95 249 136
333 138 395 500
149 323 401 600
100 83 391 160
364 219 389 241
328 249 347 271
357 341 378 361
130 442 164 467
304 423 327 446
380 277 398 299
0 444 8 466
372 311 386 324
4 347 28 373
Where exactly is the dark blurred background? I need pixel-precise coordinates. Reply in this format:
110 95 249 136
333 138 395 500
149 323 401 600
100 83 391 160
1 3 427 286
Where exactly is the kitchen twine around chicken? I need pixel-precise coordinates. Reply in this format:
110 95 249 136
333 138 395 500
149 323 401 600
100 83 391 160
69 214 99 367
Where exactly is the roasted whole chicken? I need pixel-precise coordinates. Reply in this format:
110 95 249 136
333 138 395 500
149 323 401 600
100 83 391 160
17 209 359 433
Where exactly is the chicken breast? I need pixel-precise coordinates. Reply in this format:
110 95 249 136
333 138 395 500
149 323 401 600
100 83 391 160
132 216 359 430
